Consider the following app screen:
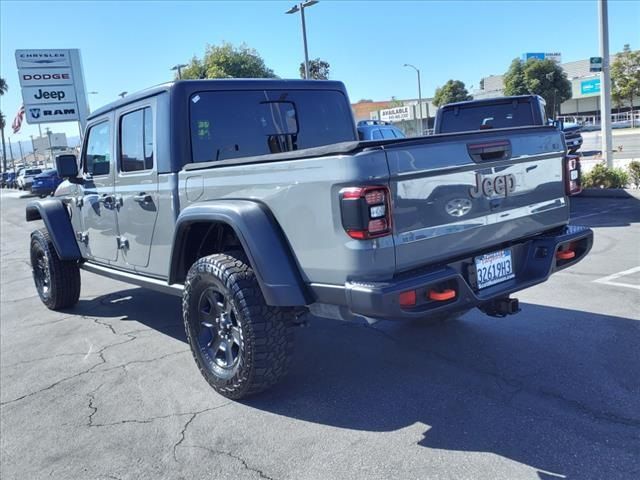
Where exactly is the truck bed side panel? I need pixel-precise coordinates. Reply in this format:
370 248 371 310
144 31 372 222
177 150 395 286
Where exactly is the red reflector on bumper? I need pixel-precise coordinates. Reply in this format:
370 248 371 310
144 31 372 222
399 290 417 307
556 250 576 260
428 289 456 301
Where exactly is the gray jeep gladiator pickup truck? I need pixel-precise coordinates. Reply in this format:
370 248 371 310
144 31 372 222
26 80 593 399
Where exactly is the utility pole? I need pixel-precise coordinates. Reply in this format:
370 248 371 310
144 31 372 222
598 0 613 168
46 128 54 166
18 141 24 166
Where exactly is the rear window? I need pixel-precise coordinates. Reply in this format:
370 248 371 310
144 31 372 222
439 101 535 134
190 90 355 162
25 169 42 175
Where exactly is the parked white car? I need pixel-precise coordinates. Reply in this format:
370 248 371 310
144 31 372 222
17 168 43 191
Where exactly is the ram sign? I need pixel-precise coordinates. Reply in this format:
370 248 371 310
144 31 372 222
15 49 89 128
380 106 413 122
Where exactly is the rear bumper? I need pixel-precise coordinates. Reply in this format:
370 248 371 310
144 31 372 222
311 225 593 320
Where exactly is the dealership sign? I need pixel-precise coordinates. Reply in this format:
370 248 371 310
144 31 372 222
581 78 601 95
26 104 79 123
380 106 413 122
15 49 89 128
522 52 562 63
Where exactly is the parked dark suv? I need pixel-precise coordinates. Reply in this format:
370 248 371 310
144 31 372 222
357 120 406 140
562 123 583 154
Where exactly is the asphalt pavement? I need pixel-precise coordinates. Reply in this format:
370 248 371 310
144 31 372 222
581 128 640 160
1 189 639 480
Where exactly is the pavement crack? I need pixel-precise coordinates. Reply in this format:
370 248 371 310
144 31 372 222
0 336 136 407
87 402 231 430
99 349 188 373
183 444 276 479
172 403 233 461
3 352 89 368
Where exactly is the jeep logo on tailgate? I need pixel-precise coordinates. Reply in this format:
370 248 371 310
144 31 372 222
469 173 516 198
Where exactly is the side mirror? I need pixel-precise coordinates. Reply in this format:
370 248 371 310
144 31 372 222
55 154 81 183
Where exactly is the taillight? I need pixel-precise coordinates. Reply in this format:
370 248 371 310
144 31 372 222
565 155 582 196
340 186 392 239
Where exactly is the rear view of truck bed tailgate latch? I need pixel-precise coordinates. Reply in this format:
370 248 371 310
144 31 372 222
467 140 512 162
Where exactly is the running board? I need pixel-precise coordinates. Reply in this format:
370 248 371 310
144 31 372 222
80 263 184 297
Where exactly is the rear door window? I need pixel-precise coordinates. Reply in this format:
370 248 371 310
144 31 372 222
120 107 154 172
190 89 355 162
439 100 535 133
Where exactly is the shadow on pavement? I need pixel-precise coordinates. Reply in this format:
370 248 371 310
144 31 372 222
70 288 640 479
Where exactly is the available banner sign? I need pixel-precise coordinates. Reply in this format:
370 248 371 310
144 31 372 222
380 106 413 122
15 49 89 129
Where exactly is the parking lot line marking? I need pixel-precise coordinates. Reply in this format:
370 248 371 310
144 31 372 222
593 266 640 290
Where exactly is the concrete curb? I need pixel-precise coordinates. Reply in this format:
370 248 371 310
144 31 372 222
578 188 640 199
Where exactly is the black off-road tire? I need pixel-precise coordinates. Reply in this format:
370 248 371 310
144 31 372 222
30 228 81 310
183 253 294 399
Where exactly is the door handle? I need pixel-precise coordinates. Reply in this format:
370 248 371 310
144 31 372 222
133 193 152 204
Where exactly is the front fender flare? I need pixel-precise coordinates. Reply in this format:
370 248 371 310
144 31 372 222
170 200 310 307
26 199 81 261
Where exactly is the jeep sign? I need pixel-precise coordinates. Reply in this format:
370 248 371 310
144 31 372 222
15 49 89 128
25 103 79 123
21 86 76 105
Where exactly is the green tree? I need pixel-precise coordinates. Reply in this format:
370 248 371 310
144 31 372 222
0 77 8 172
179 42 277 80
611 44 640 127
299 58 330 80
503 58 571 119
503 58 528 95
433 80 472 107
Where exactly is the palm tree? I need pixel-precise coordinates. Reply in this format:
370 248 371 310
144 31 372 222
0 77 9 171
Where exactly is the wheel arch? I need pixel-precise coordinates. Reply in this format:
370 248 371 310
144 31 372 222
26 199 81 261
169 200 310 307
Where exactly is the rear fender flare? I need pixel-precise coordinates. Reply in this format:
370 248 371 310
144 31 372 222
26 199 81 261
169 200 310 307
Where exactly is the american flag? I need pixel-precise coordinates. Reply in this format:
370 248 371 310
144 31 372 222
11 104 25 134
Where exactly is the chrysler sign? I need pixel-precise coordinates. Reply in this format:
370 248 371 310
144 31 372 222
16 49 71 68
15 49 89 128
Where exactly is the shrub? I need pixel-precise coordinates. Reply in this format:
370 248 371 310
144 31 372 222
628 161 640 188
582 163 629 188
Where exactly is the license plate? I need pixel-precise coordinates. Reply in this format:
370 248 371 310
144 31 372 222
474 249 515 289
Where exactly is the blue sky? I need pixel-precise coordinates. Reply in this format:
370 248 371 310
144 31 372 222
1 0 639 145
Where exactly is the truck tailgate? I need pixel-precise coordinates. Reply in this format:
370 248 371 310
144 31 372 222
384 126 568 273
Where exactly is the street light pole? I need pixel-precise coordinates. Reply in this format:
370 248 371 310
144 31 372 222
598 0 613 168
404 64 424 135
171 64 188 80
286 1 318 80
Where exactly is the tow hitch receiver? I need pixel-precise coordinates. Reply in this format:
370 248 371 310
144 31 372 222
479 297 520 318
